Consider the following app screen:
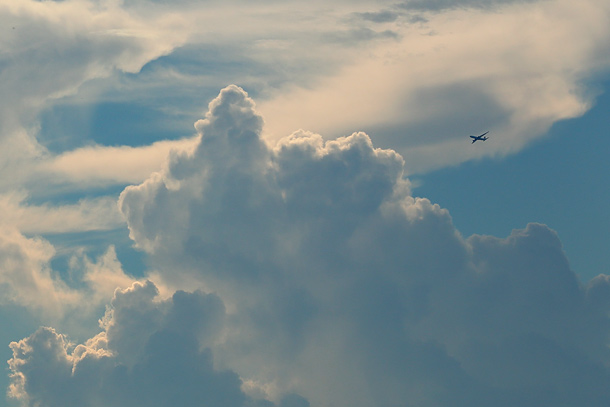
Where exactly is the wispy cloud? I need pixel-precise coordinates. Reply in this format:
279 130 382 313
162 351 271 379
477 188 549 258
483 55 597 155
0 0 190 193
258 0 610 172
39 137 199 190
0 192 123 234
4 0 608 196
0 227 137 322
0 227 78 316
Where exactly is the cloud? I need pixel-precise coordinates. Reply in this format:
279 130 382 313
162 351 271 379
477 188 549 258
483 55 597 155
397 0 533 12
8 281 298 407
38 136 199 190
0 0 185 118
0 0 189 192
0 0 604 204
78 246 141 306
322 27 399 45
4 0 610 403
113 86 610 406
258 0 610 173
7 0 606 198
1 0 401 196
0 226 138 322
0 191 123 234
353 10 400 23
0 227 79 316
0 191 134 320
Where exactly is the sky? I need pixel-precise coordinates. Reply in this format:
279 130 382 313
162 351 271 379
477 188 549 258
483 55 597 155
1 0 610 406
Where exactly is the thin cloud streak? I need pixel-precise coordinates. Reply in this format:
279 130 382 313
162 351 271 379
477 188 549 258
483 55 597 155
40 137 199 189
0 192 123 235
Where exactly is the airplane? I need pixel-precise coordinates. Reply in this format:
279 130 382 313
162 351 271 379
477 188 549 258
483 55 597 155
470 131 489 143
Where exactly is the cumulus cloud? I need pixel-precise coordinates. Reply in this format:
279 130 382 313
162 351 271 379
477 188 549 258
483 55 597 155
5 73 610 405
112 86 610 406
8 281 298 407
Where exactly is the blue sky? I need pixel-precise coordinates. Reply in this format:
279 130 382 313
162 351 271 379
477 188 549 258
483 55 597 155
1 1 610 406
415 79 610 282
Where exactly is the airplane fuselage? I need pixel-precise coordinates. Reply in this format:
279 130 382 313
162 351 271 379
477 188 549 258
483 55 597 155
470 131 489 143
